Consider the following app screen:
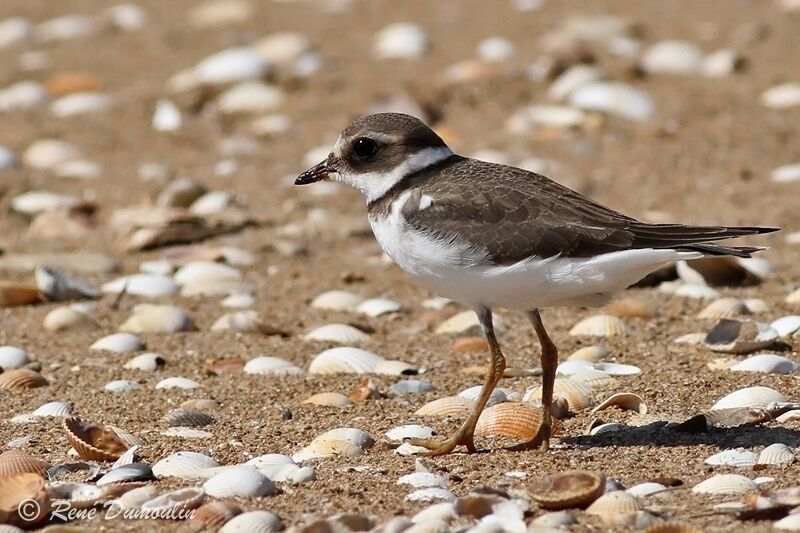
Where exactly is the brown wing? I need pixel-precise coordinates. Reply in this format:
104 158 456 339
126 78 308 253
400 157 775 264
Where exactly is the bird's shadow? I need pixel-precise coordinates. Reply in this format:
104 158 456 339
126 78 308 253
564 420 800 449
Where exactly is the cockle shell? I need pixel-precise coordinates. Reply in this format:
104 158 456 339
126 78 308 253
155 377 200 389
691 474 757 495
357 298 402 317
305 324 369 343
569 368 616 388
90 332 144 353
203 466 276 497
64 418 139 462
0 473 50 527
308 347 384 374
0 368 48 390
586 490 642 525
293 427 374 462
243 356 303 375
569 314 627 336
162 408 214 428
190 501 243 530
771 316 800 337
32 401 72 418
120 304 194 334
0 449 49 478
374 359 418 376
698 298 749 320
568 345 609 362
152 452 220 479
530 470 605 510
415 396 474 417
96 463 153 486
173 260 240 285
219 510 283 533
210 311 283 335
711 386 787 410
757 443 795 465
730 354 799 374
458 385 506 407
303 392 353 408
124 352 166 372
524 379 595 411
704 449 757 467
311 290 363 311
43 304 93 331
591 393 647 415
140 487 205 514
475 403 545 441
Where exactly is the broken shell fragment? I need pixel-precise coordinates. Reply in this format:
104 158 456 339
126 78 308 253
591 393 647 415
530 470 605 510
64 418 139 462
475 403 544 441
691 474 757 495
140 487 205 514
569 314 627 336
704 319 779 354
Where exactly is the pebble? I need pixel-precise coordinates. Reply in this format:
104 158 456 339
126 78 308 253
152 100 182 132
374 23 428 59
569 82 655 121
406 488 456 503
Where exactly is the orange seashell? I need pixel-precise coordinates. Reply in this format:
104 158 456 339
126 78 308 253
452 337 489 353
303 392 353 408
45 72 104 96
415 396 474 417
203 357 246 375
0 473 50 527
349 377 381 402
0 368 48 391
0 449 50 478
530 470 605 510
643 523 704 533
0 282 42 307
591 392 648 415
602 297 654 319
475 403 544 441
189 500 243 531
64 418 139 462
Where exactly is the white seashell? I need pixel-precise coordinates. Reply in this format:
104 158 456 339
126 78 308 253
673 283 720 300
711 386 787 410
788 287 800 305
386 425 436 442
50 92 111 117
152 451 220 479
674 332 707 344
35 14 93 42
698 298 748 320
593 362 641 376
702 49 741 77
374 23 428 59
776 410 800 423
107 4 146 31
395 443 428 456
773 163 800 184
90 332 144 353
0 346 30 369
388 379 435 396
11 190 78 215
210 311 277 333
569 368 616 388
591 392 647 414
625 482 668 497
140 487 204 514
174 261 241 285
311 290 363 311
219 510 283 533
774 514 800 531
243 356 303 376
743 298 768 314
292 428 374 462
194 47 271 86
548 65 607 102
373 359 417 376
245 454 295 474
120 304 194 334
305 323 369 344
190 191 231 215
730 353 799 375
357 297 402 317
222 293 254 308
704 449 757 467
705 320 779 354
23 139 79 169
422 297 453 310
398 472 448 489
568 345 609 362
458 385 506 407
524 378 594 411
569 82 654 121
757 443 794 465
124 352 166 372
506 105 587 133
155 377 200 390
477 37 515 62
406 488 455 502
203 465 276 497
217 82 283 115
253 32 311 64
0 81 48 111
112 485 158 509
97 463 152 486
102 274 180 297
416 396 474 417
152 100 182 132
641 40 704 74
761 83 800 109
104 380 138 393
31 401 72 418
435 310 505 335
0 17 32 48
771 316 800 337
308 347 384 374
53 158 101 180
569 314 627 336
692 474 758 495
556 360 594 375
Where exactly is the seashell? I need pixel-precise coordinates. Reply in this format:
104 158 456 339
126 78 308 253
222 292 255 308
549 64 606 101
110 445 139 469
104 380 138 393
698 298 748 320
674 332 707 344
761 82 800 109
181 399 220 412
190 500 243 530
730 353 799 374
0 473 50 527
189 191 231 215
524 379 594 411
435 310 505 335
152 99 181 131
569 368 616 388
704 449 757 467
192 47 270 87
704 319 779 354
46 461 100 482
702 48 743 78
771 316 800 337
109 484 157 510
626 483 668 497
141 487 205 515
22 139 79 170
422 297 453 310
46 481 104 508
691 474 757 495
311 290 363 311
0 346 29 370
305 323 369 344
641 40 704 75
35 266 98 301
591 393 647 415
217 82 283 115
0 450 49 478
302 392 353 408
50 92 110 116
0 281 41 307
757 443 794 465
210 311 283 335
163 408 214 428
602 297 654 319
589 422 627 435
173 260 240 285
120 304 194 334
244 454 296 478
569 82 654 121
152 451 220 479
219 510 283 533
242 356 303 376
673 283 720 300
386 425 436 442
586 491 643 524
458 386 506 407
398 472 448 489
743 298 768 314
292 427 374 462
155 377 201 389
161 427 213 439
569 314 627 336
568 345 609 362
774 514 800 531
183 278 255 296
64 418 138 462
593 362 641 376
374 22 428 59
101 273 180 297
475 403 544 441
374 359 418 376
203 466 276 498
477 36 515 62
388 379 435 396
43 305 93 331
357 298 402 317
0 368 48 390
406 488 455 503
31 401 72 418
788 287 800 305
124 352 166 372
415 396 474 417
90 332 144 353
530 470 605 510
711 386 787 410
308 347 384 375
776 410 800 423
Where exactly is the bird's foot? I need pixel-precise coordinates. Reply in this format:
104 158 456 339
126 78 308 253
408 431 478 456
506 422 552 452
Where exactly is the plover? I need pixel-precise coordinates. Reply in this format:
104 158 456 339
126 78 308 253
296 113 776 456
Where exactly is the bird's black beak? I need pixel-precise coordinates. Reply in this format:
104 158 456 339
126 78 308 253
295 159 331 185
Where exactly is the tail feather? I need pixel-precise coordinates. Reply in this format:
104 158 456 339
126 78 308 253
630 224 778 257
675 244 766 258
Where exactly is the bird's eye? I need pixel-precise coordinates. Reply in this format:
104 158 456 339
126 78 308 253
352 137 378 159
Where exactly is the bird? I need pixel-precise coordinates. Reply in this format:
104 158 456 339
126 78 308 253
295 112 777 456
